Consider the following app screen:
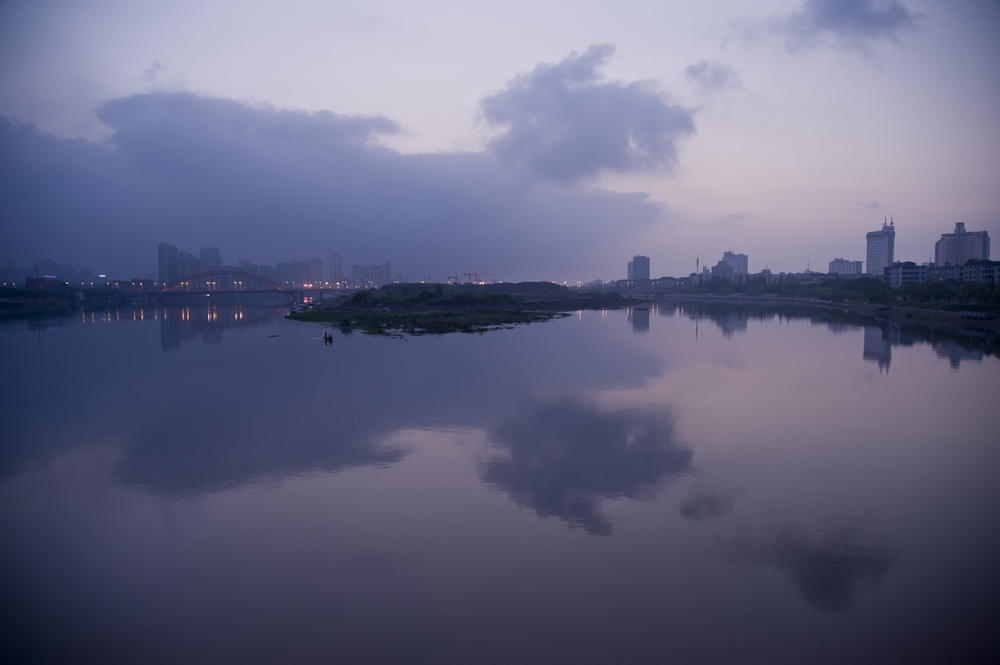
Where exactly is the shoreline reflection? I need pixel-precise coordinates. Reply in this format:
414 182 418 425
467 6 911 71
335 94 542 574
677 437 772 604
159 305 287 351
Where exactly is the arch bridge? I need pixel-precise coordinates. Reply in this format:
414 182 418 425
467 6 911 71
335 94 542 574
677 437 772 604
156 270 297 303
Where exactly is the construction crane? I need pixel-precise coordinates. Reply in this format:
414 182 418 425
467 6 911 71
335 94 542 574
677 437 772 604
462 271 500 285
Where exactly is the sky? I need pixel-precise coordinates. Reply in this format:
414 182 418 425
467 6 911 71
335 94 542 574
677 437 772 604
1 0 998 281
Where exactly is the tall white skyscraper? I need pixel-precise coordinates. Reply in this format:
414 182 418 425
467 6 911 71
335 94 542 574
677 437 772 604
934 223 990 266
866 220 895 276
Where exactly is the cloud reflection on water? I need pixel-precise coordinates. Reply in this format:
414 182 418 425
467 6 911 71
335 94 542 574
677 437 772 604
740 525 894 612
484 400 692 536
113 405 405 496
679 489 735 522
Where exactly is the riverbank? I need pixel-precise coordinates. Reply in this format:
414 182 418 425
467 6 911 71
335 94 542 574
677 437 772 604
661 294 1000 334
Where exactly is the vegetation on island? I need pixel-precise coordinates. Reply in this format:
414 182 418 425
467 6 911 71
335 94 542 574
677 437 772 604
287 282 625 335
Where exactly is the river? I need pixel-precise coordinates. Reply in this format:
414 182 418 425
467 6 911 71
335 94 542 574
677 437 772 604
1 303 998 664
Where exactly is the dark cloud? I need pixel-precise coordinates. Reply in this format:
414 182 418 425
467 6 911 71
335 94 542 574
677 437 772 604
482 44 696 182
685 60 741 90
781 0 919 50
0 87 665 279
483 400 692 536
741 525 894 612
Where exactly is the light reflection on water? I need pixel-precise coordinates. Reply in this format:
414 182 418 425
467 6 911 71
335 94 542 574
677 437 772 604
1 304 998 664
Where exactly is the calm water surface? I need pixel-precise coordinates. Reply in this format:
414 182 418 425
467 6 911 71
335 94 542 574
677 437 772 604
1 303 998 664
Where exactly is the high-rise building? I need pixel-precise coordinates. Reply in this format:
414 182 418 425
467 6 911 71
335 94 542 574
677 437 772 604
934 222 990 266
277 261 304 286
199 247 223 269
721 251 748 275
629 255 650 280
331 252 343 281
177 251 201 279
866 220 895 276
158 243 179 285
304 258 323 284
829 258 863 276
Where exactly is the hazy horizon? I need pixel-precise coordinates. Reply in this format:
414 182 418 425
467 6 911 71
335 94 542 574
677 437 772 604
2 0 998 282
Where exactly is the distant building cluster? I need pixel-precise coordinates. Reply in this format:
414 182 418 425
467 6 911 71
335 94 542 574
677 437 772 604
0 258 97 288
157 243 235 286
885 259 999 289
151 242 395 290
711 251 748 279
599 217 995 296
157 242 331 289
828 218 995 288
874 221 993 289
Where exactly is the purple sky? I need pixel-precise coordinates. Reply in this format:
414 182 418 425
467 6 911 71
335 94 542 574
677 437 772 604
1 0 998 281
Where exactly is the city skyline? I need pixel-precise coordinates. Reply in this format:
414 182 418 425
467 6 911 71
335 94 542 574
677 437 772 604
1 1 998 282
2 213 994 288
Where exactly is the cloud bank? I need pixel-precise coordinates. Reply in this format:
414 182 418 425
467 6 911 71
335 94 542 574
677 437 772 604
482 44 695 183
0 47 688 280
780 0 919 51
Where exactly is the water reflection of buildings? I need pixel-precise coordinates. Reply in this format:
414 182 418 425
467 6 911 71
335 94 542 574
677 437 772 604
863 326 893 373
671 304 750 338
859 325 994 372
159 306 285 351
662 301 994 370
932 339 985 368
627 305 651 333
713 311 749 338
863 326 922 373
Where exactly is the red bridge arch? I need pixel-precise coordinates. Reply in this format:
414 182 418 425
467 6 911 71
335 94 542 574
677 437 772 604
160 270 295 301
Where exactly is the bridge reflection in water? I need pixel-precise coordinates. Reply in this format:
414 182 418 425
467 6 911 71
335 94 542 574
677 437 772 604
159 305 287 352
